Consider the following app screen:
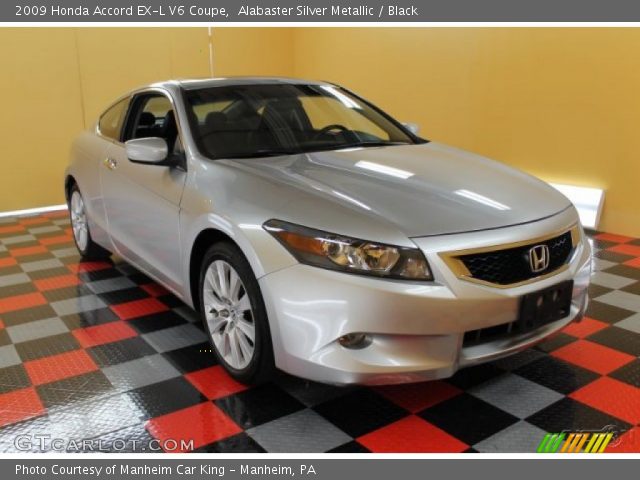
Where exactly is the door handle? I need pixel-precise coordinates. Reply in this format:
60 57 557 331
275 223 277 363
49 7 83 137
103 157 118 170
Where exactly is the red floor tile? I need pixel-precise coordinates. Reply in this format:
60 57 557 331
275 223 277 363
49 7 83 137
67 261 112 274
0 387 45 428
623 257 640 269
24 349 98 386
605 426 640 453
358 415 468 453
186 366 248 400
39 235 73 246
19 217 50 226
43 209 69 218
561 317 609 339
596 232 633 243
375 380 462 413
72 321 138 348
110 298 169 321
10 245 47 257
570 377 640 425
146 402 241 452
0 224 25 235
0 257 18 268
551 340 635 375
141 283 170 297
0 319 4 329
609 244 640 257
0 292 47 314
34 274 80 292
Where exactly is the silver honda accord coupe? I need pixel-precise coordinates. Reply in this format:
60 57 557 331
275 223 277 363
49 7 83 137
65 77 592 385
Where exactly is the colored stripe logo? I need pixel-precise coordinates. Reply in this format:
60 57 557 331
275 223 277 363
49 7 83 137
537 432 614 453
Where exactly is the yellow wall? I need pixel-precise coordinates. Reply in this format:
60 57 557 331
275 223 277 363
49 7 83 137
211 28 294 77
2 27 638 236
292 28 640 236
0 28 211 212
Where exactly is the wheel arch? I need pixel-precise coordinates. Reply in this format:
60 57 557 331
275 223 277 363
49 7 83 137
189 228 245 313
64 175 77 203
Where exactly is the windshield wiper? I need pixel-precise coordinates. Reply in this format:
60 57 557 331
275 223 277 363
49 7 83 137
337 141 411 149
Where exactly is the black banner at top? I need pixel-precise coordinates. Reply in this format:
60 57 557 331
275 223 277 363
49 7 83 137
5 0 640 22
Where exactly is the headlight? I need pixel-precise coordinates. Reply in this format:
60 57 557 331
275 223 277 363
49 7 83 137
263 219 433 280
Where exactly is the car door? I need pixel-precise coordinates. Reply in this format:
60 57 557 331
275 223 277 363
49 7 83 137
100 90 187 292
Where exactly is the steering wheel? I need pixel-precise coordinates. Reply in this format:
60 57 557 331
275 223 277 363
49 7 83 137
312 124 351 141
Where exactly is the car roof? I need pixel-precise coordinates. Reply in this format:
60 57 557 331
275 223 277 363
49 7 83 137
152 76 333 91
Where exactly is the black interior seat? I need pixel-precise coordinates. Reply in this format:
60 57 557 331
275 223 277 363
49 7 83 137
134 112 158 139
160 110 178 151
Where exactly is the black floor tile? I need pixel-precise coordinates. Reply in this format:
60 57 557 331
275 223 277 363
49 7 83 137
587 326 640 356
514 356 599 394
98 287 150 305
608 358 640 388
0 282 37 299
18 253 54 263
87 337 157 367
60 308 120 329
447 363 505 389
0 364 31 394
534 332 577 353
126 377 207 420
36 371 114 410
329 441 371 453
195 433 266 453
595 250 634 263
0 305 57 327
216 384 305 430
313 389 408 438
161 342 217 373
586 300 636 324
157 294 185 309
602 264 640 281
42 285 93 303
526 397 632 433
26 267 75 281
588 283 613 299
0 329 11 347
418 393 518 445
77 267 122 283
621 281 640 296
15 332 81 362
128 311 188 334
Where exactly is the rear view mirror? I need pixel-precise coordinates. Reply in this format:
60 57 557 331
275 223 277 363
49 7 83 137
402 122 420 135
125 137 169 165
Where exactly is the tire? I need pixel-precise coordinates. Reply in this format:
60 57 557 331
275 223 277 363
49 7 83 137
68 184 111 260
199 242 275 384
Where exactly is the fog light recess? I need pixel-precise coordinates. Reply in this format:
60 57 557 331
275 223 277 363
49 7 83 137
338 333 372 350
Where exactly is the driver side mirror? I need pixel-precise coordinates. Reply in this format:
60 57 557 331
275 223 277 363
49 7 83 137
402 122 420 135
125 137 171 166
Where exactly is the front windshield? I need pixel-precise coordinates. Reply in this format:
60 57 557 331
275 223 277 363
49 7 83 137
183 83 420 159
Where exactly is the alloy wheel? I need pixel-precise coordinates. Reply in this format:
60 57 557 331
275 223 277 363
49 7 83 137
202 259 256 369
70 191 89 252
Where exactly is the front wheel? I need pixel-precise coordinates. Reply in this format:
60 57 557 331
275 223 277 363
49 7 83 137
199 242 275 384
68 185 111 260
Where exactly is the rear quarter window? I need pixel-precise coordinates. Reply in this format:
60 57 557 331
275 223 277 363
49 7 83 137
98 98 129 141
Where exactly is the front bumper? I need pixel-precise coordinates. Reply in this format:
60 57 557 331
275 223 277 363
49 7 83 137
259 208 592 385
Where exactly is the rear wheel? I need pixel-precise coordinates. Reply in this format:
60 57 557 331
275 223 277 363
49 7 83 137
199 242 275 384
69 185 110 260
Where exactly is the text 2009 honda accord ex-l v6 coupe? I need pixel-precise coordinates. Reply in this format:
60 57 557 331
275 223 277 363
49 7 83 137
65 77 591 385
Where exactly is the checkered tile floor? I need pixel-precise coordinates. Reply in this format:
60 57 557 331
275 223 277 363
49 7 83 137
0 211 638 453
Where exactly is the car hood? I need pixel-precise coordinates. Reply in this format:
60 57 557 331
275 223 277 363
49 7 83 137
224 142 571 238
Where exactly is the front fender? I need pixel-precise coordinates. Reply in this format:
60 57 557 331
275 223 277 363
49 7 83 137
180 211 297 308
